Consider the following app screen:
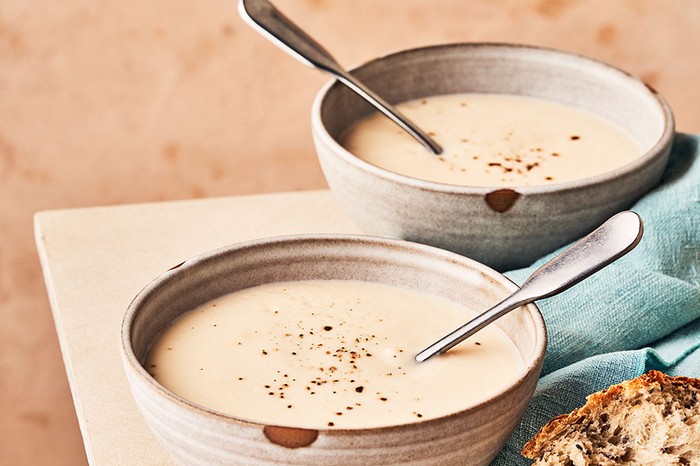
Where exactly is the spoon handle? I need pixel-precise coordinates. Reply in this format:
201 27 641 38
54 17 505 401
239 0 344 75
238 0 443 155
415 211 643 362
518 210 643 300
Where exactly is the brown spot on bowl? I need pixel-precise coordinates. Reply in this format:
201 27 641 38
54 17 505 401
485 189 521 213
263 425 319 448
167 260 187 271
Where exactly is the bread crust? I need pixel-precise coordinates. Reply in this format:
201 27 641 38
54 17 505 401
522 370 700 462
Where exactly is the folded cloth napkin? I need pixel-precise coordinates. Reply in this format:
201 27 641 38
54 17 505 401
491 133 700 465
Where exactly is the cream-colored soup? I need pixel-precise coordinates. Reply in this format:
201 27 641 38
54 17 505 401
342 93 641 187
147 280 523 429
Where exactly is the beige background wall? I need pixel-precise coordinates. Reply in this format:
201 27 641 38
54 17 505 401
1 0 698 464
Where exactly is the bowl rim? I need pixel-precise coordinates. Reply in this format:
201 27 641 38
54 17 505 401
311 42 675 195
121 233 547 434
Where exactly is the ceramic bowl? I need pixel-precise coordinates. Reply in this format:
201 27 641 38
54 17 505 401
311 43 674 271
121 235 546 466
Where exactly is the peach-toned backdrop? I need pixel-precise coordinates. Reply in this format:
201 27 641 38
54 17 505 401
2 0 699 464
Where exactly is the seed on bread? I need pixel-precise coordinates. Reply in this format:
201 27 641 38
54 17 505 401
522 370 700 465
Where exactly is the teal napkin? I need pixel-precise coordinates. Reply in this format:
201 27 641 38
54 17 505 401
491 133 700 465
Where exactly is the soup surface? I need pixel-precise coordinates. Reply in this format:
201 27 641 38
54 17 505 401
147 279 523 429
342 93 640 187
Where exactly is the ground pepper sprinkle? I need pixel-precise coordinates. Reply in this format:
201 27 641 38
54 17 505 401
147 279 524 429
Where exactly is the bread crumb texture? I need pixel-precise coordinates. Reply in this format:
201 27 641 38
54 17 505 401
522 370 700 465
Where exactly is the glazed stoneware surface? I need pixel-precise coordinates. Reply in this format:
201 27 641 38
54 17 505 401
121 235 546 465
312 43 674 271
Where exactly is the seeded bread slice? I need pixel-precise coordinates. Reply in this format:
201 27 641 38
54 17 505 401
521 370 700 465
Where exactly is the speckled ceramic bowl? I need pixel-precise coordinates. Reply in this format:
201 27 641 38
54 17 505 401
121 235 546 466
311 43 674 271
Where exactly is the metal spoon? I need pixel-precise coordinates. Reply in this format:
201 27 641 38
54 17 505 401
238 0 443 155
416 210 644 362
